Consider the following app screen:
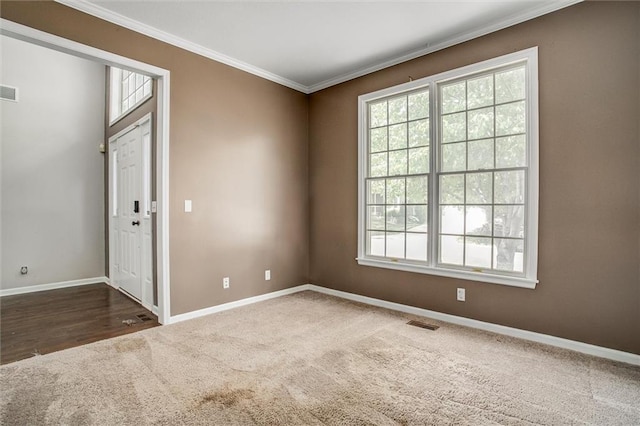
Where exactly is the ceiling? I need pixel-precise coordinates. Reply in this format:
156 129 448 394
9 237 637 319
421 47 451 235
60 0 581 93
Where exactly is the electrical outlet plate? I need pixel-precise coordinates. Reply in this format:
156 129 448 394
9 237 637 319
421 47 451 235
265 270 271 281
223 277 230 289
457 288 466 302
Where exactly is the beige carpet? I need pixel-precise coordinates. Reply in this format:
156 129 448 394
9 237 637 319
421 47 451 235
1 291 639 425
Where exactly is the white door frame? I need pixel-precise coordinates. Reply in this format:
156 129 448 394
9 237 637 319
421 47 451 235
0 19 172 324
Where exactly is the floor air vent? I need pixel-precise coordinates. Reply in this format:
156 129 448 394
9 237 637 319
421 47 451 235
407 320 439 330
136 313 153 322
0 85 18 102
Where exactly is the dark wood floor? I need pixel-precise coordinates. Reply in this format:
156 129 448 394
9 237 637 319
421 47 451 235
0 283 159 364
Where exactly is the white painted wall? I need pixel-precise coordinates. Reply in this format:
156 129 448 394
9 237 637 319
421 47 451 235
1 36 106 291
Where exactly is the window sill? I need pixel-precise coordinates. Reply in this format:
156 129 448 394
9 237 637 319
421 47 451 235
356 257 538 289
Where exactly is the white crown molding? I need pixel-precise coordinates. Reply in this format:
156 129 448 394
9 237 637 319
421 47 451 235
0 277 108 297
54 0 309 93
308 0 583 92
53 0 581 94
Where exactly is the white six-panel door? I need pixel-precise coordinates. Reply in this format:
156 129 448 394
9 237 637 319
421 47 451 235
109 114 153 308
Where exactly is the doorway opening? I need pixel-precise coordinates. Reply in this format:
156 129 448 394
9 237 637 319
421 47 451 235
1 18 171 324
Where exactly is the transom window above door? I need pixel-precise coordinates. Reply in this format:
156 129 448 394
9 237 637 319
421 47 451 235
109 66 152 124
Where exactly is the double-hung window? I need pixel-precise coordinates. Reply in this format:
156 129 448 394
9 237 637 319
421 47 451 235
357 48 539 288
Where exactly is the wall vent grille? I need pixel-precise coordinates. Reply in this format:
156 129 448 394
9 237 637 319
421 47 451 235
407 320 440 331
0 85 18 102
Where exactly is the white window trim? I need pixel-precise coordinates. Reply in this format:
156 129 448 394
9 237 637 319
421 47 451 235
357 47 539 289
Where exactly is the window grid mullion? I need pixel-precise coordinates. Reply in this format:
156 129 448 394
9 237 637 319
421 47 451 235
385 101 389 258
463 81 469 268
462 174 467 268
491 171 496 269
491 73 497 268
440 98 525 117
405 93 409 250
439 166 527 176
428 83 438 267
404 176 407 259
522 168 529 274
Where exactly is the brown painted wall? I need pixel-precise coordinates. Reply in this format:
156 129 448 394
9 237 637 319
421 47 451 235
1 1 309 316
309 1 640 355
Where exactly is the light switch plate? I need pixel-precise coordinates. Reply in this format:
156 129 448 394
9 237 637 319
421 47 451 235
184 200 192 213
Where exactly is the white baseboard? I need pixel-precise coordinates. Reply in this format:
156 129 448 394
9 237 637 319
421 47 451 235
304 284 640 367
0 277 109 297
159 283 640 366
168 285 310 324
106 276 118 289
103 277 156 317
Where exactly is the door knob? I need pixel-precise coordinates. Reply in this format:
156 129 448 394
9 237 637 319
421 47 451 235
132 220 140 226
